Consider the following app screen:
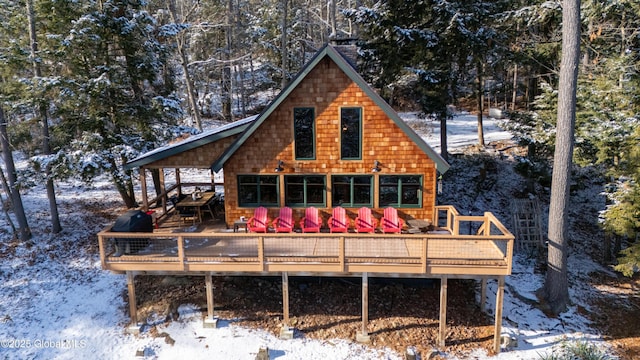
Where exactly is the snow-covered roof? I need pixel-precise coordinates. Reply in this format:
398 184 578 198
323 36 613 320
123 115 256 170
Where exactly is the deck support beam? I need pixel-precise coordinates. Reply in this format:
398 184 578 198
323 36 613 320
438 276 448 347
356 272 370 343
279 272 293 339
493 276 505 353
203 273 217 328
125 271 141 334
480 278 487 313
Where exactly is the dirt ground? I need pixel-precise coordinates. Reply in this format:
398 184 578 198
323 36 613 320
133 275 496 359
129 268 640 360
585 272 640 360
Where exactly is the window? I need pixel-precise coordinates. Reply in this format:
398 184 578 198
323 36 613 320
340 107 362 159
285 175 326 207
331 175 373 207
238 175 279 207
294 107 315 159
379 175 422 207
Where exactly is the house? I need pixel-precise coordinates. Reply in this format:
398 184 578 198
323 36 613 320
112 44 513 354
127 44 449 229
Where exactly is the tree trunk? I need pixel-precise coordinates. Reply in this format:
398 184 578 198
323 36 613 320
166 0 202 130
540 0 580 316
280 0 288 89
0 107 31 241
222 0 233 122
476 62 485 147
511 64 518 111
439 114 449 163
27 0 62 233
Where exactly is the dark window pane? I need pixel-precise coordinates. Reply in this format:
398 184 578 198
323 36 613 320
379 175 422 207
331 175 372 207
340 108 361 159
294 108 315 159
238 175 278 206
285 175 326 207
401 187 419 204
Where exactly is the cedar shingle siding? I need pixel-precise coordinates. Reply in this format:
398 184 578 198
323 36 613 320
224 57 437 226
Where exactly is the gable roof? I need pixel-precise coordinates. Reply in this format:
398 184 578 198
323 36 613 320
124 115 255 170
211 44 450 173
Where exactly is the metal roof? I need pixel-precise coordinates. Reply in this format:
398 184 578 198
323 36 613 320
123 115 256 170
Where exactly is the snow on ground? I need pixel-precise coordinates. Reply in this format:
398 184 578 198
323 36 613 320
0 113 616 359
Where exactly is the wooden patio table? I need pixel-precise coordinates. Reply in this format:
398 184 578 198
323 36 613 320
175 191 216 224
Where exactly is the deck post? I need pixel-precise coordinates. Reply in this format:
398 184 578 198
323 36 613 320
356 272 370 343
125 271 141 334
203 273 217 328
493 276 505 353
480 278 487 313
280 272 294 339
438 276 448 347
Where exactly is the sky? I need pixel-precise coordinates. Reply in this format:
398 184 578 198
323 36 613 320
0 112 618 359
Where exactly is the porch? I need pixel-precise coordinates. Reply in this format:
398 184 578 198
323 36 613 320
98 205 514 353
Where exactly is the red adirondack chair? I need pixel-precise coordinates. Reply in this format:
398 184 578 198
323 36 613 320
328 206 349 233
247 206 269 233
299 207 321 233
272 207 294 233
381 207 404 233
355 207 377 233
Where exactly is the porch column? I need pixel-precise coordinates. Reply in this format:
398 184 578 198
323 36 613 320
493 276 505 353
140 168 148 210
438 276 448 347
159 168 167 214
356 272 370 343
279 272 293 339
203 273 217 328
175 168 182 195
125 271 140 334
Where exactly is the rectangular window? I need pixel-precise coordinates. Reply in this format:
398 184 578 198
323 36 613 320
238 175 279 207
294 107 315 159
285 175 326 207
331 175 373 207
379 175 422 207
340 107 362 159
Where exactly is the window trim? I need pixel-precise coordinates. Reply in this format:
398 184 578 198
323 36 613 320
340 107 363 160
378 175 423 208
293 107 316 160
237 175 280 207
331 175 373 207
284 175 327 208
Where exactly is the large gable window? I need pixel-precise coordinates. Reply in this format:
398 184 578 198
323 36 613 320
238 175 279 207
285 175 326 207
379 175 422 207
340 107 362 159
294 107 315 159
332 175 373 207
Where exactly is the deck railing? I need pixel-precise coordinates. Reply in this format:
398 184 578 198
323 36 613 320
98 206 514 277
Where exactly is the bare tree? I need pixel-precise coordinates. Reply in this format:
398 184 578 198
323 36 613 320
0 107 31 241
539 0 581 315
280 0 288 89
166 0 202 130
26 0 61 233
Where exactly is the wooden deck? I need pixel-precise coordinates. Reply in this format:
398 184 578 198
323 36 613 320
97 205 514 353
98 206 513 277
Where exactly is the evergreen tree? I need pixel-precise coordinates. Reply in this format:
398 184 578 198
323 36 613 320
53 0 181 207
